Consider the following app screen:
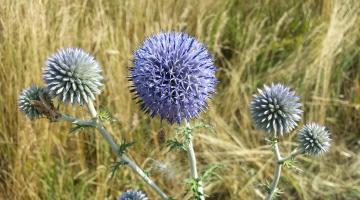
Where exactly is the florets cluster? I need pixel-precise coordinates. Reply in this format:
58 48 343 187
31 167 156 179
130 32 217 124
250 83 302 135
118 190 148 200
18 86 50 119
298 123 331 155
43 48 103 105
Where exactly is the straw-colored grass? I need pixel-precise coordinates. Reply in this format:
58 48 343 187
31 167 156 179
1 0 359 199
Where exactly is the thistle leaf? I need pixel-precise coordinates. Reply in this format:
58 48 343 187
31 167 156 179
69 124 94 134
166 139 186 151
201 163 224 183
117 141 136 157
98 109 117 123
110 160 128 179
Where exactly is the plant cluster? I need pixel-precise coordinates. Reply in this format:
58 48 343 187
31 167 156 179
18 32 331 200
250 83 331 199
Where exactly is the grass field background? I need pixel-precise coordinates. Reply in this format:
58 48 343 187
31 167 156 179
1 0 360 199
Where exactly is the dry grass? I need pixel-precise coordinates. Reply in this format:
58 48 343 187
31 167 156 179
1 0 360 199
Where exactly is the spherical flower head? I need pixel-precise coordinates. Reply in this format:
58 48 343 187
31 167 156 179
298 123 331 156
43 48 103 105
118 190 148 200
130 32 217 124
18 86 50 119
250 83 302 135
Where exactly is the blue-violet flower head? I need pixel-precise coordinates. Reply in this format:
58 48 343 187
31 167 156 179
43 48 103 105
250 83 302 135
298 123 331 156
118 190 148 200
130 32 217 124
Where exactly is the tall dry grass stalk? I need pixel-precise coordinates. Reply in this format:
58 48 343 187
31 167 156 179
1 0 360 199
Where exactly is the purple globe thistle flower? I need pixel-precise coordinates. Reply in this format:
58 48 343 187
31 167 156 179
298 123 331 156
43 48 103 105
130 32 217 124
18 86 51 119
250 83 302 135
118 190 148 200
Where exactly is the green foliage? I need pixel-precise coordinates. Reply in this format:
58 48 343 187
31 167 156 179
263 181 283 199
282 158 297 169
98 109 117 123
170 123 219 199
166 138 187 151
3 0 360 199
117 141 136 157
166 126 191 152
266 137 278 149
201 163 224 183
108 141 135 179
109 160 128 179
39 158 92 200
69 123 94 134
144 169 151 178
167 122 213 152
185 178 203 200
192 121 213 131
185 164 224 199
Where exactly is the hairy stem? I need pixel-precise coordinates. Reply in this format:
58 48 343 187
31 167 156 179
86 100 169 200
185 120 205 200
265 138 282 200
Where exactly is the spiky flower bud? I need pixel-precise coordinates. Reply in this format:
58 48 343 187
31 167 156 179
250 83 302 135
297 123 331 155
43 48 103 105
18 86 51 119
130 32 217 124
118 190 148 200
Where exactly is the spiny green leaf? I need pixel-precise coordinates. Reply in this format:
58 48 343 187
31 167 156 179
98 109 117 123
201 163 224 183
167 125 193 152
266 136 278 148
109 160 128 179
117 141 136 156
69 124 94 134
282 158 297 169
263 180 283 199
166 139 186 151
144 169 151 177
185 178 203 200
176 126 192 135
193 121 213 130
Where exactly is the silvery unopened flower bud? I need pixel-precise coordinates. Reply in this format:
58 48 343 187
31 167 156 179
43 48 103 105
250 83 302 135
18 86 51 119
298 123 331 156
118 190 148 200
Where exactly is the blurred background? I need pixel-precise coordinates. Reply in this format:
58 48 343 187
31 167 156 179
1 0 359 199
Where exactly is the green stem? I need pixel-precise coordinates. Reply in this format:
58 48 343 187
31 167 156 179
86 100 169 200
58 101 169 199
278 149 302 164
265 138 282 200
61 114 94 126
185 120 205 200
